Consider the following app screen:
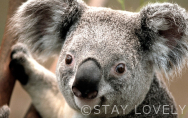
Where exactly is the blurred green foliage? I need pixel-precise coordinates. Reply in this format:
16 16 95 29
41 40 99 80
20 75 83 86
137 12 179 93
117 0 126 10
137 0 169 11
180 106 188 118
118 0 169 11
0 0 8 45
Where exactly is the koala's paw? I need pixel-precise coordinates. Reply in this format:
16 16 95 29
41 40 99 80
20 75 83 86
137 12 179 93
0 105 10 118
9 43 31 85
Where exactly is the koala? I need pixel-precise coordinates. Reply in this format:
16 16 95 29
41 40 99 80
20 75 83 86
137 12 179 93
8 0 188 117
0 105 10 118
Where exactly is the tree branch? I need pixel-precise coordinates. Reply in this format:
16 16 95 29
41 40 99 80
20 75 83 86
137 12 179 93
0 0 27 107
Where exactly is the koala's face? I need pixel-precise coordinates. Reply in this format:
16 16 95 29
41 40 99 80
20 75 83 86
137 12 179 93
11 0 188 117
56 9 153 116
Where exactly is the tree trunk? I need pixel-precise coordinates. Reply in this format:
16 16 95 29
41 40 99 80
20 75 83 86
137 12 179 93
0 0 26 107
24 105 41 118
0 0 42 117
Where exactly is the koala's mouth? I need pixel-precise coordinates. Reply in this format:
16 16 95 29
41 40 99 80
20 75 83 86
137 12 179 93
74 96 104 110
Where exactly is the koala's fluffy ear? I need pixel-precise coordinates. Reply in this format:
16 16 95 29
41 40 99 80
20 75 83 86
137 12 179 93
10 0 86 60
136 3 188 75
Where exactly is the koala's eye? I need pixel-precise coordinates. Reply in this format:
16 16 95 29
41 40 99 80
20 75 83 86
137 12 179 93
65 54 73 65
115 63 126 74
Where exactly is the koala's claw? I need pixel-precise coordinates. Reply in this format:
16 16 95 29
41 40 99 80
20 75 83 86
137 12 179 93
10 43 30 60
0 105 10 118
9 43 30 85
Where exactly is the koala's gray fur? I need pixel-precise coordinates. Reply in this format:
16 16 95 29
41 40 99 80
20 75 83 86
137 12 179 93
8 0 188 117
0 105 10 118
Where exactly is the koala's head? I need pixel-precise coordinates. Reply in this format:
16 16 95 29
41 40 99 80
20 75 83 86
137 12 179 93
11 0 188 117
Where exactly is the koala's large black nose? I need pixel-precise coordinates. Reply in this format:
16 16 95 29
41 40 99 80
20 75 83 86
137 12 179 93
72 60 101 99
